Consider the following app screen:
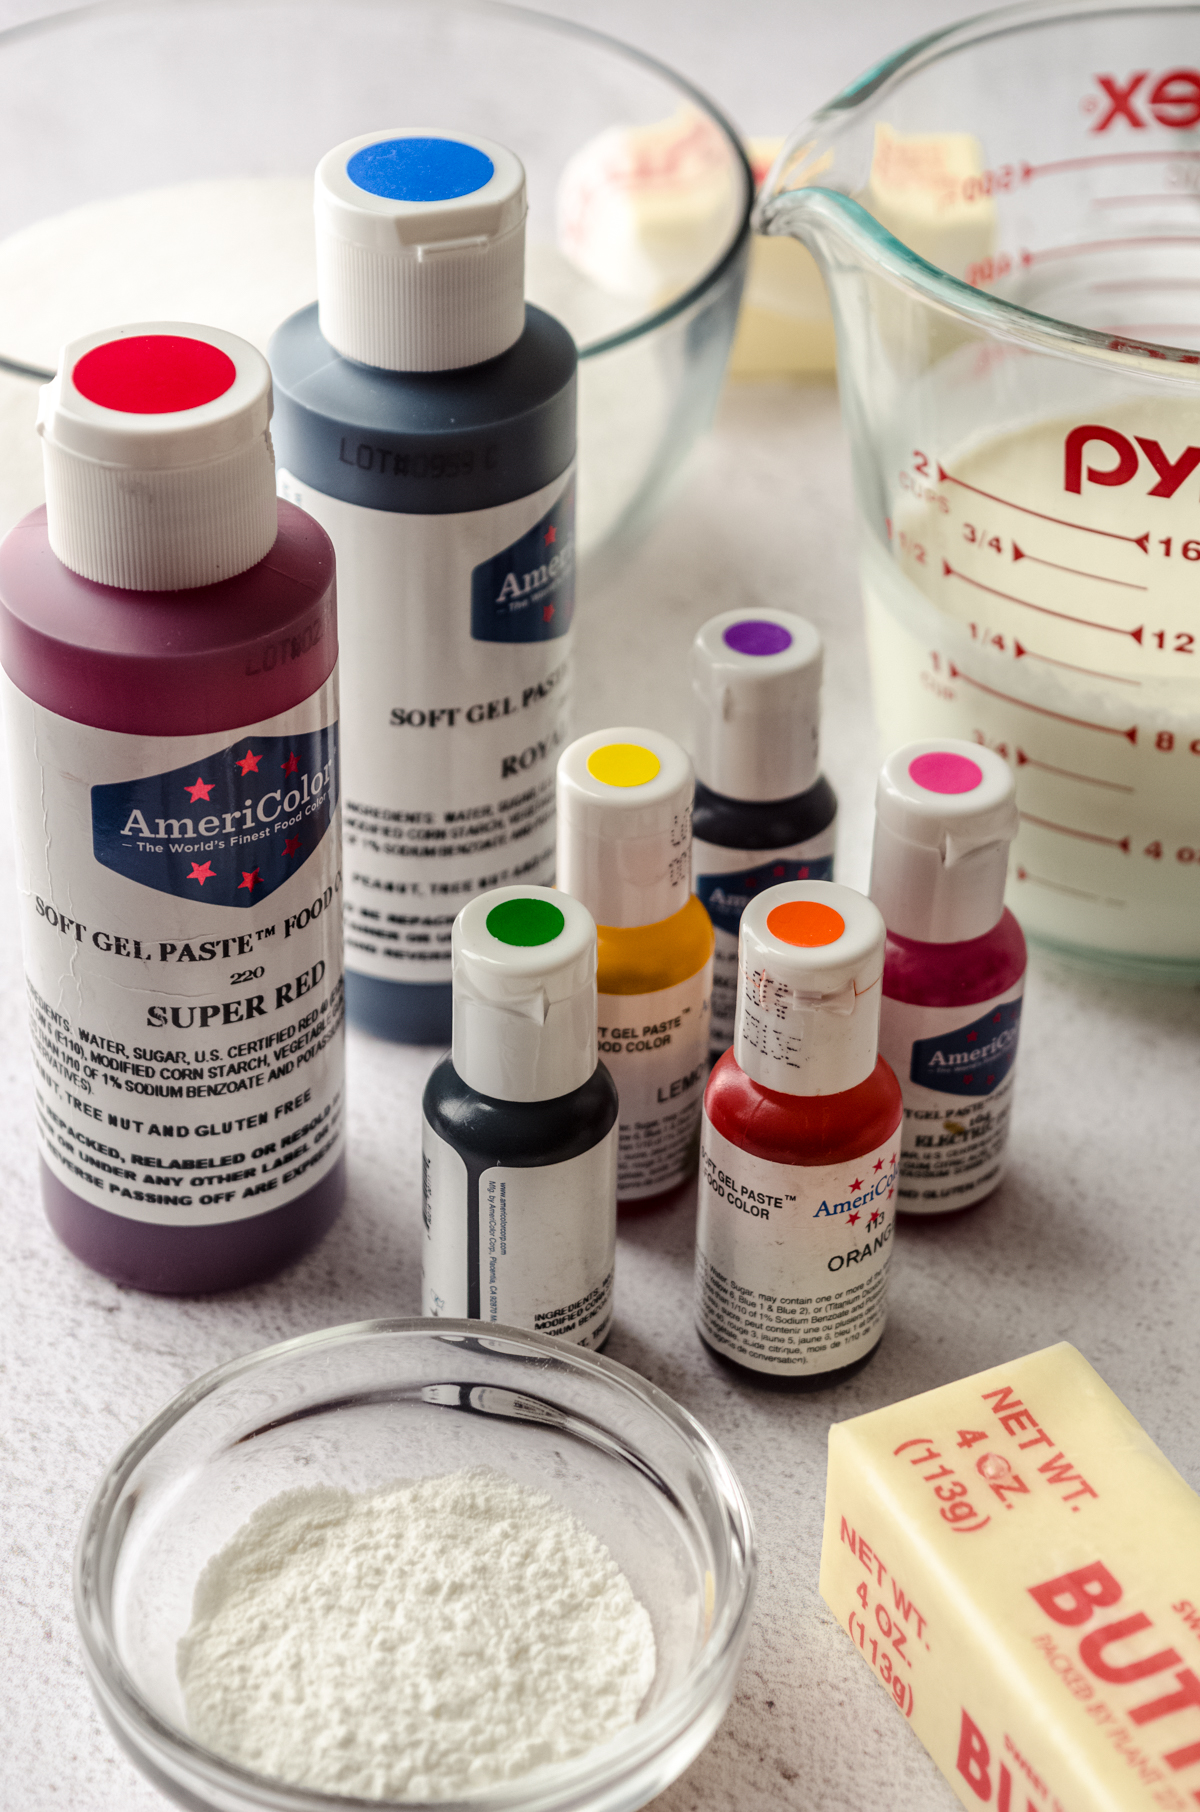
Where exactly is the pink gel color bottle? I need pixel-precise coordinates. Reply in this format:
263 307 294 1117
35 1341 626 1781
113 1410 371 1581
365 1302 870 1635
869 741 1026 1215
0 325 345 1292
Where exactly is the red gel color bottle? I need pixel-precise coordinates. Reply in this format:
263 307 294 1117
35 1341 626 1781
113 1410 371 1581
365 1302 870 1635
694 881 902 1389
870 741 1025 1215
0 325 345 1292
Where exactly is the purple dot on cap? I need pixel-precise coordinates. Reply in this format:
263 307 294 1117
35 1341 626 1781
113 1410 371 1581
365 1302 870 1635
723 619 793 657
908 751 984 795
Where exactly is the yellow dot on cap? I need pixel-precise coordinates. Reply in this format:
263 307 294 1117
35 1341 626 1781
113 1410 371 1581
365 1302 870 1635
586 742 661 788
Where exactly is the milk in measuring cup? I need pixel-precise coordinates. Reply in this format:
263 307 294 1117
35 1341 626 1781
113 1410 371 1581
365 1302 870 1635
863 407 1200 968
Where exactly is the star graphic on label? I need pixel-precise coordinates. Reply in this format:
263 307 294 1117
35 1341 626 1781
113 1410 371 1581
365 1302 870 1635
238 868 262 891
236 748 261 776
850 1177 863 1191
281 752 299 776
873 1158 884 1172
283 837 301 857
967 1030 978 1042
993 1013 1002 1023
889 1154 897 1165
542 604 555 622
869 1210 881 1229
773 864 786 878
848 1212 860 1225
188 861 215 885
887 1186 894 1200
185 775 214 802
544 524 557 546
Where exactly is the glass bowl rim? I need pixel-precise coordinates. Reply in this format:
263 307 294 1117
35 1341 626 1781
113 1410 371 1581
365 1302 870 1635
0 0 755 384
74 1316 759 1812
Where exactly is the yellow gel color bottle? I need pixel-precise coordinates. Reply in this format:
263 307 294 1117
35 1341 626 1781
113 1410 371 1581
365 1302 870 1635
557 728 714 1208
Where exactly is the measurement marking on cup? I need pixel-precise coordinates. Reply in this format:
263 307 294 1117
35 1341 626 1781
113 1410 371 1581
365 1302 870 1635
1022 150 1200 182
1024 234 1200 268
1011 542 1147 591
1013 639 1141 686
1016 749 1136 793
1016 865 1126 908
943 563 1146 639
937 467 1149 549
947 663 1139 741
1020 812 1131 852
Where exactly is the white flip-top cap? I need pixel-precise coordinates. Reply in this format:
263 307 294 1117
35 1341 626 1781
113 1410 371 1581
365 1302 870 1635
316 129 527 372
557 729 694 930
735 882 885 1096
869 741 1019 944
452 885 597 1103
692 609 823 801
38 323 277 591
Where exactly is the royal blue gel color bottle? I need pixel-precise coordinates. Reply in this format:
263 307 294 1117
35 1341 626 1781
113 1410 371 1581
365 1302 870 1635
691 609 837 1063
270 130 577 1045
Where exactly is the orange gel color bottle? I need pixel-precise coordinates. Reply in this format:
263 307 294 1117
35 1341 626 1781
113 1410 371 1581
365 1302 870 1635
557 728 713 1209
695 882 902 1388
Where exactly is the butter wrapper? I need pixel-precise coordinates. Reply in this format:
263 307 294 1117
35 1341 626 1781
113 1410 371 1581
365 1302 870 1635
820 1344 1200 1811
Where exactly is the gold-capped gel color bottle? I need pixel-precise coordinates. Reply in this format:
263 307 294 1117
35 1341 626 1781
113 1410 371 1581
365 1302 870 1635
421 884 618 1344
557 729 713 1208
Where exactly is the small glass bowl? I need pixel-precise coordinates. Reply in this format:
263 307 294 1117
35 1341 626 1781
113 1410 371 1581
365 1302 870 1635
75 1320 757 1812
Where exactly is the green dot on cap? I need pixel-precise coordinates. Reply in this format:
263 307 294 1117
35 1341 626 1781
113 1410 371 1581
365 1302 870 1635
485 897 565 947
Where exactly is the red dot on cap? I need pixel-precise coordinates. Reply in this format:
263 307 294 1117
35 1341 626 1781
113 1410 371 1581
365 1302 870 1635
908 751 984 795
72 335 237 415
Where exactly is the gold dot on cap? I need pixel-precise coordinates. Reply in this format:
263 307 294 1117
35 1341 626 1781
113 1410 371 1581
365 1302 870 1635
586 742 661 788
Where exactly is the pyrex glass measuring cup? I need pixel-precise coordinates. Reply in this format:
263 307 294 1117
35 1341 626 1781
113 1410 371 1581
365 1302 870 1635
760 0 1200 976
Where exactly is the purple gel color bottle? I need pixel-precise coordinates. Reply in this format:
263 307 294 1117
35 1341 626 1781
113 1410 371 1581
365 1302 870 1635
869 741 1026 1216
0 325 345 1292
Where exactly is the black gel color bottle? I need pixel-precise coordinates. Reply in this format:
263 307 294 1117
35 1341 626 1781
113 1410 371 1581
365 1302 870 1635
691 607 837 1062
270 130 577 1045
421 885 618 1346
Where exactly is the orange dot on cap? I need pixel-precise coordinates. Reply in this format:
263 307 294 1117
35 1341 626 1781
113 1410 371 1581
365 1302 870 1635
767 899 845 947
586 742 661 788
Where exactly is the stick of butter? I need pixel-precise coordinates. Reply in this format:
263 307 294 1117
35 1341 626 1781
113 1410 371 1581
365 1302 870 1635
820 1344 1200 1811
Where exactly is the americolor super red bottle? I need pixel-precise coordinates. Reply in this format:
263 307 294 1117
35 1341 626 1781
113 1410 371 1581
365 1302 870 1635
870 740 1025 1215
694 881 902 1388
0 324 344 1293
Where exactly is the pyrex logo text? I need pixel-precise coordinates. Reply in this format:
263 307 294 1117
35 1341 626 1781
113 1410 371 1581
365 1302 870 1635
1087 70 1200 131
1065 425 1200 499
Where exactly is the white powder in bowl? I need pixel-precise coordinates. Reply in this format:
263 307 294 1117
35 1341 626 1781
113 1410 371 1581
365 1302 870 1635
176 1468 657 1801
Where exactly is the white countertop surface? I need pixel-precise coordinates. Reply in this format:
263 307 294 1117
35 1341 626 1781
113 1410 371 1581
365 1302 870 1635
3 4 1200 1811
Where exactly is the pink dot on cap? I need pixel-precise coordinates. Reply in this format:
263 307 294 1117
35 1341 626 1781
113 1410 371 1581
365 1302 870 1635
72 335 237 415
908 751 984 795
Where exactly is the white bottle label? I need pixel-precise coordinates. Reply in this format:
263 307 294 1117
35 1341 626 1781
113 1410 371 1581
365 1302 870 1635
597 963 712 1201
2 674 344 1226
695 1117 899 1376
878 982 1024 1214
420 1117 617 1346
278 468 574 987
693 830 835 1058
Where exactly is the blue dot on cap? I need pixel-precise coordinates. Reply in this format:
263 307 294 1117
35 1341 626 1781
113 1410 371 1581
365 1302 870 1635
346 137 494 203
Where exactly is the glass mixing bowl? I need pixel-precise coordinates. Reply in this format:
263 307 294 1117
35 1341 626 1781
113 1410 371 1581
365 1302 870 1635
75 1319 757 1812
0 0 752 556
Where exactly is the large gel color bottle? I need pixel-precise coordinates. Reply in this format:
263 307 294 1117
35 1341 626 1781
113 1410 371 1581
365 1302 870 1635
421 885 618 1344
870 740 1025 1214
695 882 902 1386
557 729 713 1209
0 325 344 1292
691 608 837 1064
270 130 577 1046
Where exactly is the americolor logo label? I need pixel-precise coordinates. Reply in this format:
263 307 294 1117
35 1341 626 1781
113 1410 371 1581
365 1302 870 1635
470 481 574 644
909 999 1022 1098
696 854 834 936
91 726 339 907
